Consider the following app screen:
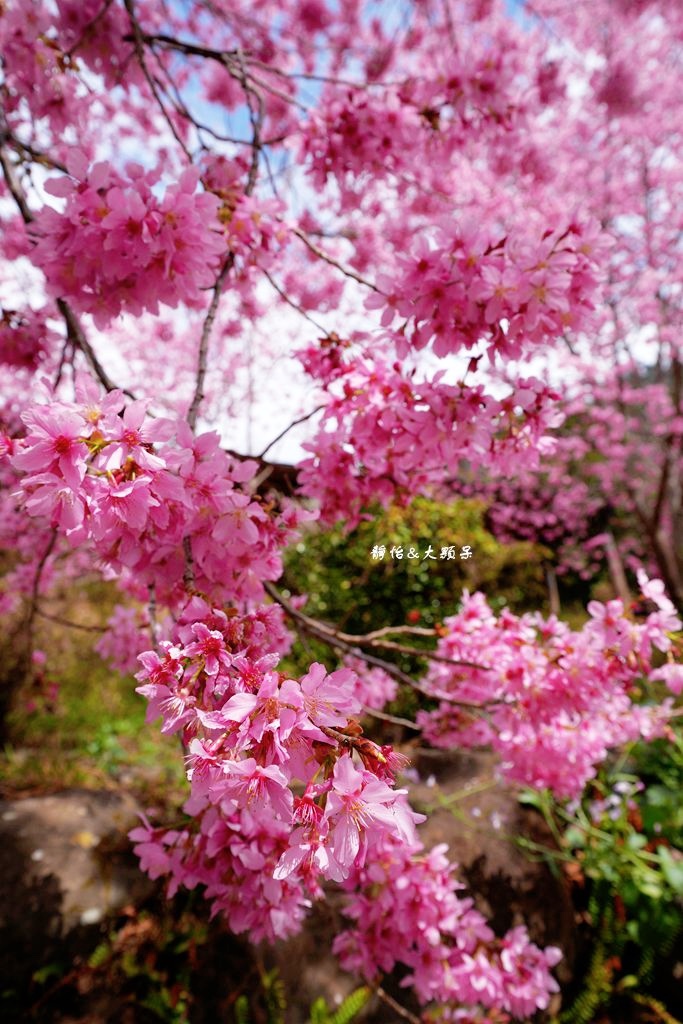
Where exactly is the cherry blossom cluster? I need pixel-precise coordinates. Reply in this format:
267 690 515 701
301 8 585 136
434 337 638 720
417 579 679 799
302 90 424 193
30 155 225 327
0 0 83 133
479 366 683 579
298 356 562 526
300 13 551 206
342 654 398 710
130 600 562 1016
369 219 607 360
335 835 561 1020
130 599 422 938
0 308 53 370
2 0 682 1019
11 383 308 607
466 440 605 579
54 0 134 88
395 41 525 139
95 605 172 676
222 194 289 270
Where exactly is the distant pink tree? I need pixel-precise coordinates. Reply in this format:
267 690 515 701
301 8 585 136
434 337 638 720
470 0 683 606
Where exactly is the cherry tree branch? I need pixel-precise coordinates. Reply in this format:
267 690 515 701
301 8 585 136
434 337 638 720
126 31 241 64
0 125 131 397
258 403 325 459
131 31 309 113
357 624 439 641
0 131 33 223
55 298 132 396
5 135 68 174
292 227 380 292
25 530 58 634
374 986 422 1024
183 50 267 585
264 582 494 712
186 48 263 434
276 584 489 669
123 0 194 163
269 586 489 670
361 706 421 731
624 481 683 611
186 252 236 431
64 0 116 59
34 608 105 634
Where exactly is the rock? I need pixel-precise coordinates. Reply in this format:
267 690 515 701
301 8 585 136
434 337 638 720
0 763 577 1022
0 788 154 1015
410 747 576 983
265 894 376 1024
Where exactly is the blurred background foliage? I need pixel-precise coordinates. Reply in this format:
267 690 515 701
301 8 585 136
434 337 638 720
284 496 553 628
279 496 567 681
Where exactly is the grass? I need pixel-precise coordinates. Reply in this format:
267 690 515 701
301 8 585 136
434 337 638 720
0 581 186 807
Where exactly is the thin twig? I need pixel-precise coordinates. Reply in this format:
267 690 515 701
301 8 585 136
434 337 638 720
359 624 439 641
52 334 72 391
7 136 68 173
34 608 105 633
186 252 236 430
258 403 325 459
374 986 422 1024
260 266 329 334
129 31 240 64
148 583 159 649
0 134 33 223
264 582 492 709
186 49 262 433
264 582 419 688
26 531 58 632
56 298 131 396
245 57 405 89
64 0 116 58
182 534 196 591
362 705 421 731
292 227 380 292
265 583 488 670
123 0 194 164
361 636 489 670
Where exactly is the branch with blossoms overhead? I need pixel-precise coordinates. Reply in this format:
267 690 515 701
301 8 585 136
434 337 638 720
1 0 683 1020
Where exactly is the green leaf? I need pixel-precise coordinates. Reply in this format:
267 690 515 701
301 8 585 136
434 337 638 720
330 986 371 1024
309 997 331 1024
518 790 546 810
235 995 250 1024
638 881 663 899
659 847 683 894
87 942 111 968
617 974 639 990
645 785 674 808
31 962 63 986
563 826 586 849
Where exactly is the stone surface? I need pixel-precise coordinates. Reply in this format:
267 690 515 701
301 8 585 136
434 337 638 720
409 746 576 983
0 760 578 1021
0 788 154 1013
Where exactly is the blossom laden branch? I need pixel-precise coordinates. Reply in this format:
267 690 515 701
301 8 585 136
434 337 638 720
263 582 493 708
